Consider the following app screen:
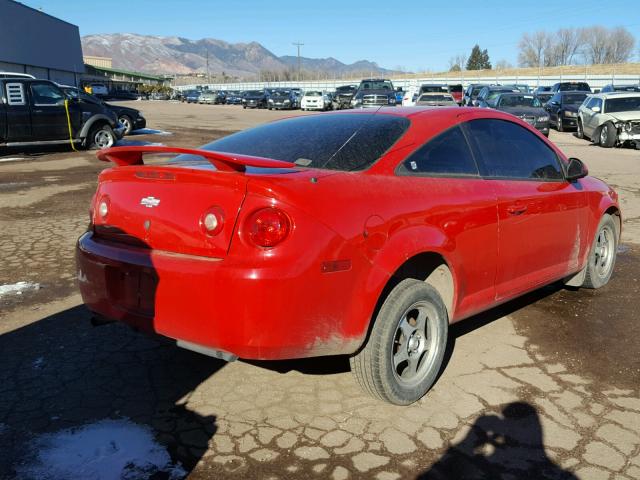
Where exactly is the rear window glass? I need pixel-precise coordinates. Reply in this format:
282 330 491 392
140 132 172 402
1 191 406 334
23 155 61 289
194 113 410 172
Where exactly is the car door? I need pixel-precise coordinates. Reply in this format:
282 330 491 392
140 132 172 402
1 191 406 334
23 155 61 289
29 82 68 141
395 124 499 319
464 118 589 300
3 82 32 142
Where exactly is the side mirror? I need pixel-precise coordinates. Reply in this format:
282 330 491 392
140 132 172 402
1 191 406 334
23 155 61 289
566 157 588 181
592 106 601 113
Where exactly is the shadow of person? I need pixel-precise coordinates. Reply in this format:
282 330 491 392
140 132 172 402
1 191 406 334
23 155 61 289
0 305 224 479
419 402 578 480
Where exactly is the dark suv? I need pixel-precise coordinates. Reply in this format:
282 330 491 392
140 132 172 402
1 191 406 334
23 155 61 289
350 79 396 108
1 78 124 150
550 82 591 93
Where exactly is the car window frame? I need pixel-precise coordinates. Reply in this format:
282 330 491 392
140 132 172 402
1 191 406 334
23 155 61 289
462 118 567 183
395 123 481 179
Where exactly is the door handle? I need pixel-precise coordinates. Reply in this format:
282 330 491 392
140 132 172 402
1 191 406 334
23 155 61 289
507 204 528 215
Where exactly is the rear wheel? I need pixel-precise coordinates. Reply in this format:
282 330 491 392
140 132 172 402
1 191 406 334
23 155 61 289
599 123 617 148
557 114 564 132
582 214 618 289
89 124 116 150
350 279 448 405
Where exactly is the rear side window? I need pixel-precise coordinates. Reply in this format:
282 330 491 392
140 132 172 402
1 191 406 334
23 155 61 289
465 119 564 181
5 83 26 105
196 113 409 172
398 125 478 176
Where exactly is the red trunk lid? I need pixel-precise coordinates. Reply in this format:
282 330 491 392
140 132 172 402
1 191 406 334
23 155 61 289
92 165 248 258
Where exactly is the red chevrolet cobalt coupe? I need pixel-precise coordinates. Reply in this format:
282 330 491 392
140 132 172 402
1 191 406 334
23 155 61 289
77 107 620 405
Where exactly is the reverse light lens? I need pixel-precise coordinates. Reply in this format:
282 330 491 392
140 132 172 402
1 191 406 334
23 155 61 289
201 207 225 236
247 207 291 247
98 198 109 219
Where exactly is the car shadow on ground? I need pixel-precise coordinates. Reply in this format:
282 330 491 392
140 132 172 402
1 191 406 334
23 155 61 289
0 304 223 477
418 401 578 479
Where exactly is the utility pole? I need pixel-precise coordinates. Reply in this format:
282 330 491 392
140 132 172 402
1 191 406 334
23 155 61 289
206 50 210 85
293 42 304 82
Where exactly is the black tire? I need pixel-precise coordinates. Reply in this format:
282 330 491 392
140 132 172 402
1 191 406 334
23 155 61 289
576 118 585 139
118 115 132 135
88 124 116 150
599 123 617 148
557 114 564 132
582 214 618 289
349 279 448 405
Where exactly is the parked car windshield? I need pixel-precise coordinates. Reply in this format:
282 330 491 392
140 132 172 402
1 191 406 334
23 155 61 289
605 97 640 113
497 95 541 108
360 80 393 90
563 93 588 104
305 91 322 96
246 90 263 96
559 83 590 91
190 113 409 172
420 85 447 93
418 94 453 102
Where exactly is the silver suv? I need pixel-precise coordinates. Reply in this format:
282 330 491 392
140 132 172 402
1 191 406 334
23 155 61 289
577 92 640 148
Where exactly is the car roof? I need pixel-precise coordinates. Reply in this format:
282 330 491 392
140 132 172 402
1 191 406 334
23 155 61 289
591 91 640 99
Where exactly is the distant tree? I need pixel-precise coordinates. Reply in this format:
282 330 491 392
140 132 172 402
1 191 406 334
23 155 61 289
466 45 491 70
607 27 635 63
448 53 468 72
495 59 513 70
518 31 551 67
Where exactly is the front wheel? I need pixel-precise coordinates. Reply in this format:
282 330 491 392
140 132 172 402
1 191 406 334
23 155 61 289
599 123 617 148
350 279 448 405
88 124 116 150
576 119 585 139
118 115 132 135
582 214 618 289
557 115 564 132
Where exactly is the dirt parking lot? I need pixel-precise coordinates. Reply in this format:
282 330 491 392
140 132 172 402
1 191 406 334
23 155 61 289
1 102 639 480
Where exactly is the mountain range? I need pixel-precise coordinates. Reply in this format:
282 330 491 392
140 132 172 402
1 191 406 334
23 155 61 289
81 34 397 78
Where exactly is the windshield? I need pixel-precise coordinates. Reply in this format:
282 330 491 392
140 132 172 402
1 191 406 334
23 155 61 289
559 83 590 92
360 80 393 90
246 90 263 96
272 90 290 95
604 97 640 113
614 86 640 92
471 86 486 97
336 86 355 93
191 113 409 172
563 93 587 104
497 95 541 108
420 85 447 94
305 91 322 96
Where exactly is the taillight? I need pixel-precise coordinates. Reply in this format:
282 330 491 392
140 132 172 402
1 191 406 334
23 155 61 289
247 207 291 247
200 206 225 236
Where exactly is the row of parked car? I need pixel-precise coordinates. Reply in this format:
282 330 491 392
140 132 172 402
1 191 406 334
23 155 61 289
179 77 639 149
0 72 148 150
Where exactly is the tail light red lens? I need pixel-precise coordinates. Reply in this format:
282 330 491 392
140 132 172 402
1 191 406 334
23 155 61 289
247 207 291 247
200 206 225 236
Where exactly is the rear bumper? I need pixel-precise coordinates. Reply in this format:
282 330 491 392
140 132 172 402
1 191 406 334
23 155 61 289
76 232 366 360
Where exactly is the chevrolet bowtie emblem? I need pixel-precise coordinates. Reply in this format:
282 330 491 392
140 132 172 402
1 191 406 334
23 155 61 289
140 196 160 208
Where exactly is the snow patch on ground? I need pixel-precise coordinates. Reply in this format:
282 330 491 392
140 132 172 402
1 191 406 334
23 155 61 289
0 157 30 163
17 419 185 480
130 128 173 136
0 282 40 297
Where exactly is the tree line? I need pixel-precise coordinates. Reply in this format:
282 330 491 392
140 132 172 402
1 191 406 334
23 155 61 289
518 26 635 67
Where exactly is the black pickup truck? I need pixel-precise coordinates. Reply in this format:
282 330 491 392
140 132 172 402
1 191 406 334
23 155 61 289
0 78 125 150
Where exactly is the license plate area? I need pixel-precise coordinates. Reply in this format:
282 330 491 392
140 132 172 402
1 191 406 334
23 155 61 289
106 265 157 316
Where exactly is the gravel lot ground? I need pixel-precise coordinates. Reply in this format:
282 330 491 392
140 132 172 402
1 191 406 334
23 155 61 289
1 102 639 480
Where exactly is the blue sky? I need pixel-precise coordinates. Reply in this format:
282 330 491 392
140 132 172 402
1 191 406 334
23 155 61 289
23 0 640 71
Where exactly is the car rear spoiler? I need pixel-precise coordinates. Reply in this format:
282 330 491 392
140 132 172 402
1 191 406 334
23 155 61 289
96 145 296 172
